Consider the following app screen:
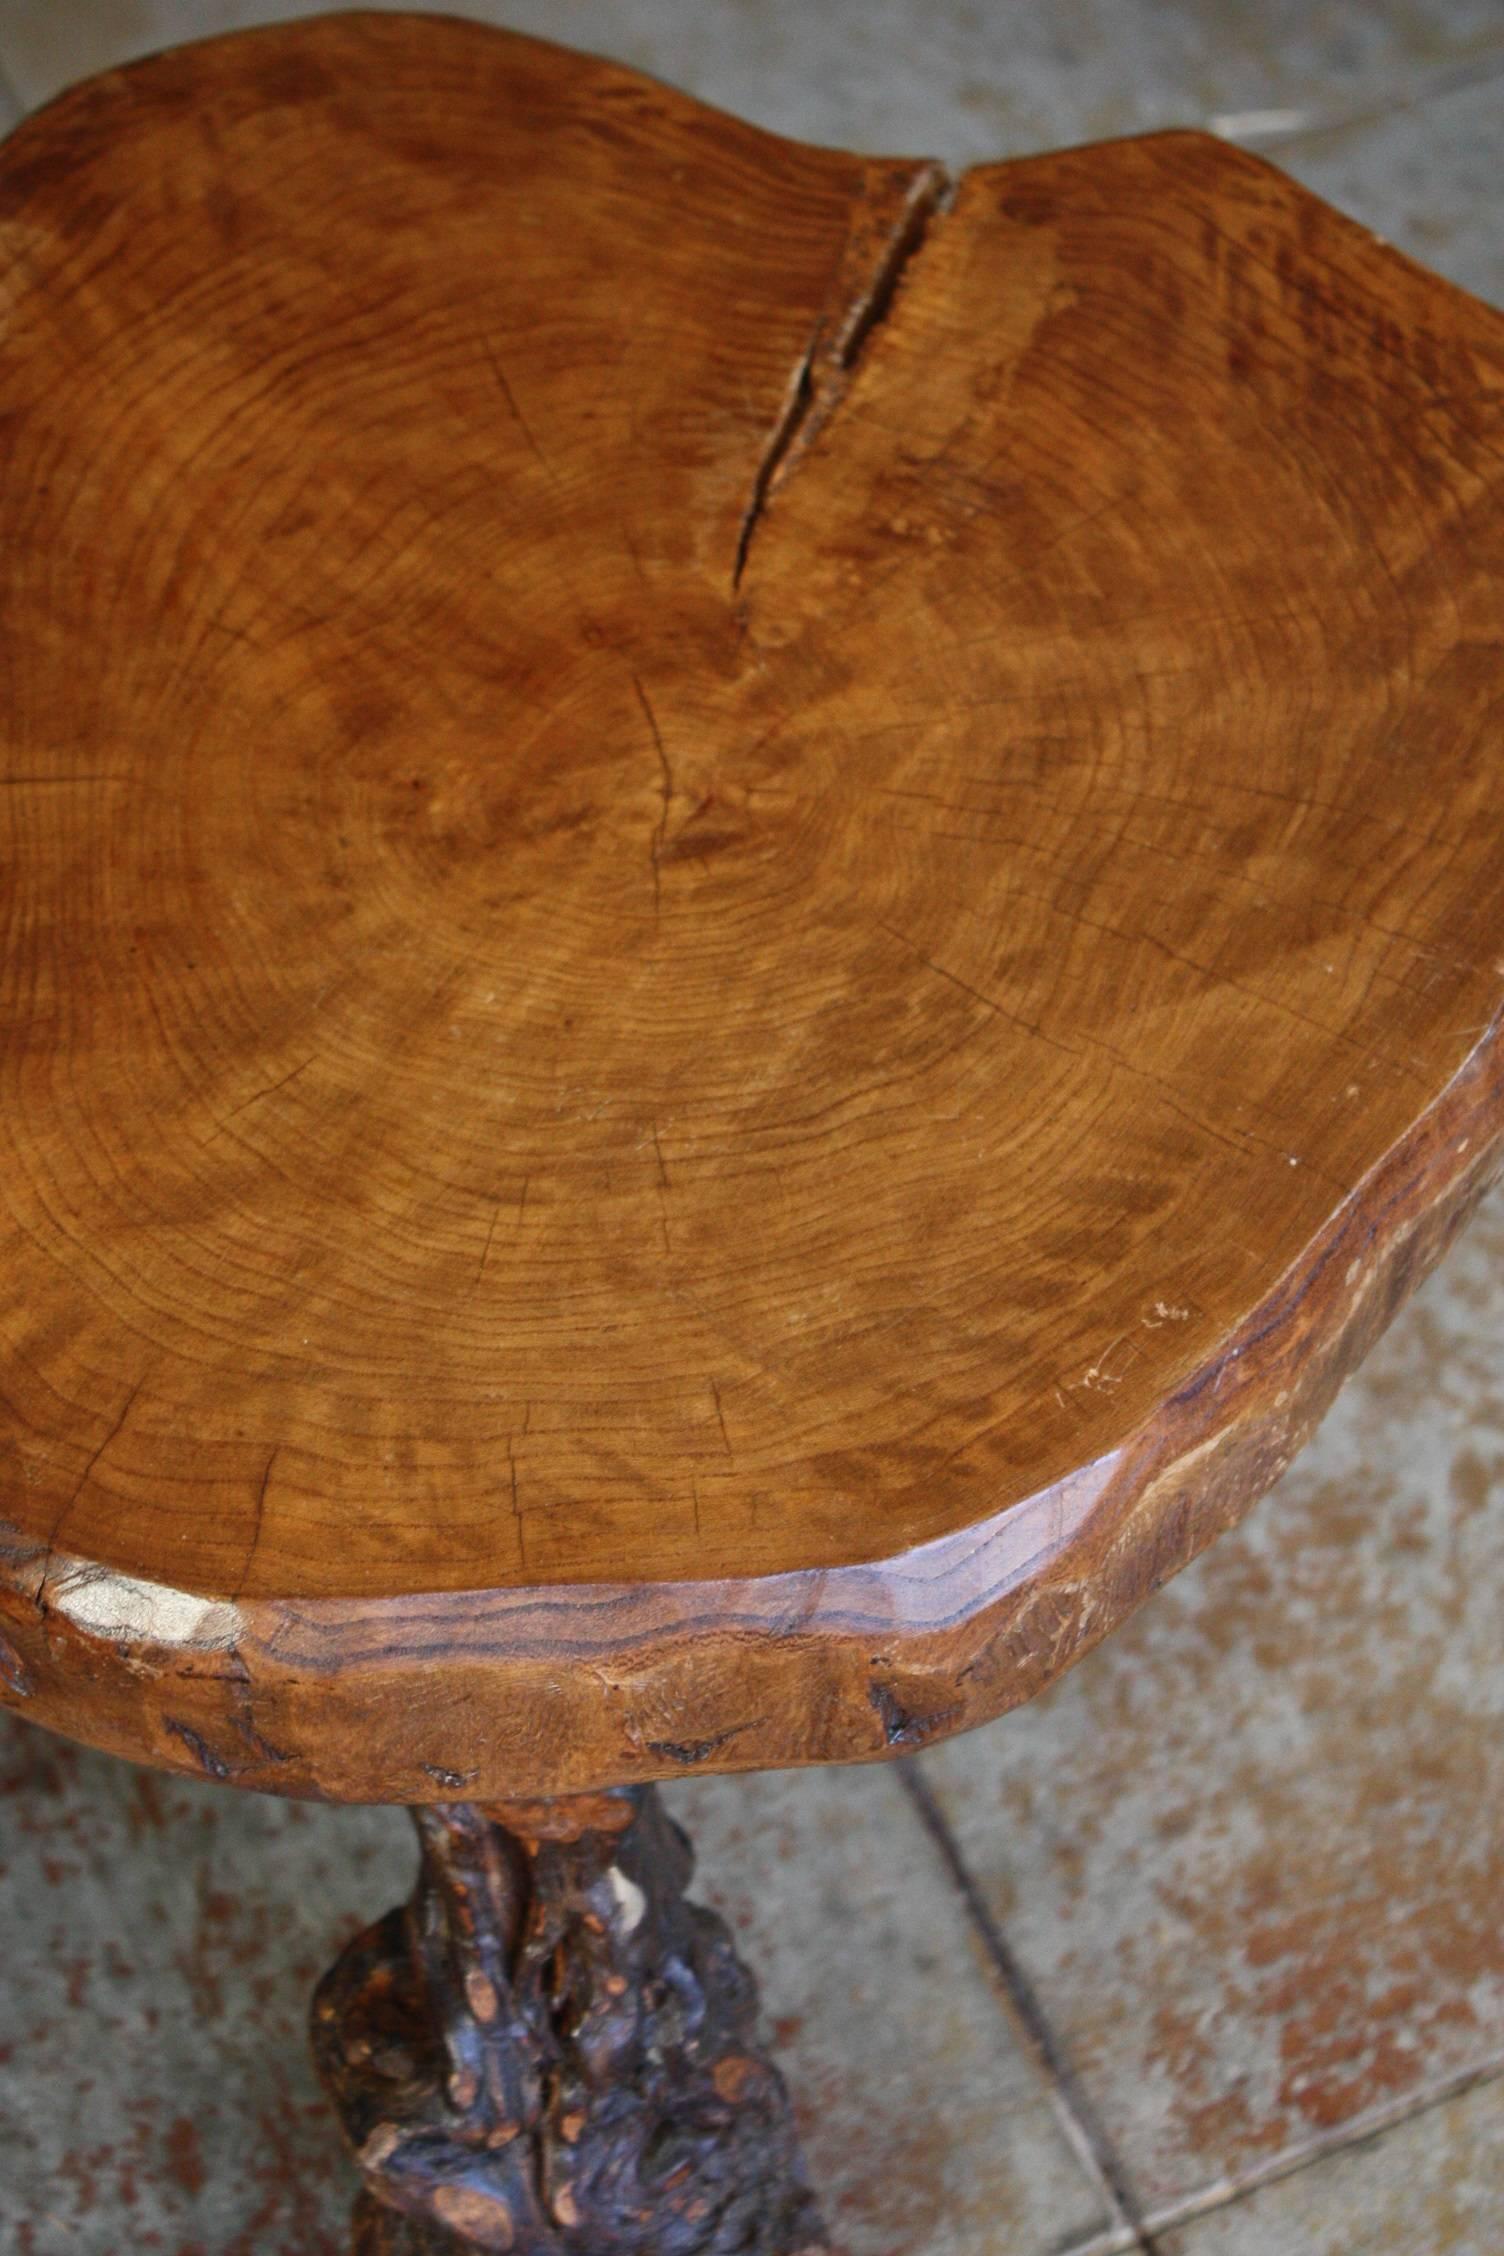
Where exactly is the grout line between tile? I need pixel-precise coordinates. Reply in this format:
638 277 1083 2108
1138 2051 1504 2238
1211 36 1504 151
898 1760 1162 2256
1057 2228 1144 2256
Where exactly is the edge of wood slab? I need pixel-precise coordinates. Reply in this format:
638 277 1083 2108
2 1011 1498 1800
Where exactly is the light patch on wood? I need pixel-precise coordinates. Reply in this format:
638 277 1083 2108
359 2123 404 2170
50 1566 243 1650
434 2183 515 2244
464 1968 500 2023
608 1864 647 1933
552 2183 581 2228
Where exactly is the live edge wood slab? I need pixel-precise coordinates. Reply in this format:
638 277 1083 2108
2 12 1504 2251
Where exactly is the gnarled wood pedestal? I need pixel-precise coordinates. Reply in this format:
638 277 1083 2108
312 1790 825 2256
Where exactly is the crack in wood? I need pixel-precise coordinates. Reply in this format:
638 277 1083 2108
731 159 952 588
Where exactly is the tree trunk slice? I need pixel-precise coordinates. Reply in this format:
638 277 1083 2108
312 1791 825 2256
1 14 1503 1796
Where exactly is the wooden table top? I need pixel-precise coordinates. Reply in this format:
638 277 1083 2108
1 14 1502 1800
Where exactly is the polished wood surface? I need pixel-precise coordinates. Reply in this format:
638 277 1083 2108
1 14 1502 1797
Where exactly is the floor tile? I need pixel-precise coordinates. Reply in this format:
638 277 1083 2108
0 1718 398 2255
919 1189 1504 2217
0 1723 1116 2255
0 0 1500 169
1280 68 1504 307
672 1764 1124 2256
1154 2072 1504 2253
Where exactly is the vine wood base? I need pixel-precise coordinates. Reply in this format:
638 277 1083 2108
351 2189 467 2254
312 1789 826 2256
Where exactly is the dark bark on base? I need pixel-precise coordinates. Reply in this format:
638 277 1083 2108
312 1788 826 2255
351 2188 461 2252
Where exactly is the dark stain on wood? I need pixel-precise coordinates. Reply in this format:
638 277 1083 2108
868 1681 960 1749
644 1725 754 1768
163 1719 234 1783
0 1626 32 1697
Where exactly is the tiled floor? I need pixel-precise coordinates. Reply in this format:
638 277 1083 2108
0 2 1501 2250
918 1187 1504 2244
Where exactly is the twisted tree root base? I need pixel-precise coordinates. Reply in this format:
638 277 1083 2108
313 1787 827 2256
352 2188 465 2253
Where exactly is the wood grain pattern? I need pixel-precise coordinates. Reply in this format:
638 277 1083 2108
1 14 1503 1797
